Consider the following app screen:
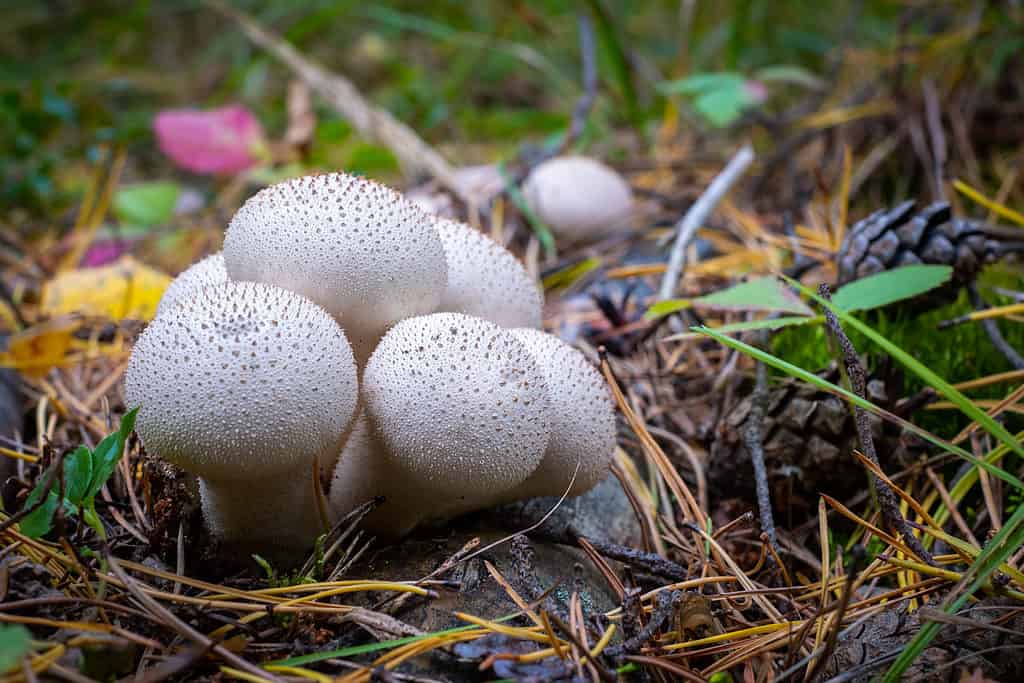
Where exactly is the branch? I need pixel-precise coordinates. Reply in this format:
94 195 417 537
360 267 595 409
206 1 472 208
658 145 755 301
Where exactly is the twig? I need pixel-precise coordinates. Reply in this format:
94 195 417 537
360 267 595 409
206 0 471 208
103 549 279 682
819 284 935 566
604 590 682 662
562 11 598 152
968 283 1024 370
657 145 755 301
568 528 688 581
743 330 779 557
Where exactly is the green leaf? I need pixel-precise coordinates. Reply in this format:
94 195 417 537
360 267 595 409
662 315 820 339
694 277 814 315
658 72 746 96
62 445 93 506
18 489 62 538
643 298 692 320
0 624 31 674
112 181 181 228
85 407 138 502
832 265 952 312
754 65 826 89
501 163 555 258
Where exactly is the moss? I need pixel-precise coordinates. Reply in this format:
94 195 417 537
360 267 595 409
770 266 1024 437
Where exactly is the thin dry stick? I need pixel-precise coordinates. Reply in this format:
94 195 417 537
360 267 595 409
103 550 280 682
206 0 471 208
657 144 756 302
819 284 935 566
744 338 780 557
968 283 1024 370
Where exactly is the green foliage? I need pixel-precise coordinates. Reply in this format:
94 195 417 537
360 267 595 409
658 72 760 127
649 266 950 323
0 625 31 674
19 408 138 540
113 181 181 229
831 265 952 312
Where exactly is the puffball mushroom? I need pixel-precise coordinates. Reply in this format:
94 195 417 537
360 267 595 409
223 172 448 363
434 218 543 328
155 252 229 317
361 312 551 523
327 413 424 537
522 155 634 244
504 328 617 499
125 281 358 552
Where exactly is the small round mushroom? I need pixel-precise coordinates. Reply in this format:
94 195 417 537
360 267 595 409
223 172 448 363
327 412 424 538
504 328 616 499
155 252 229 317
361 312 551 523
433 218 543 329
522 155 633 244
125 281 359 552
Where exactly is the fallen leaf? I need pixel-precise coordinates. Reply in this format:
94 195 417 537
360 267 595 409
0 317 79 378
40 255 171 321
154 105 266 175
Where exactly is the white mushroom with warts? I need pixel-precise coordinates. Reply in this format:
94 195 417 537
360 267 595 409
504 328 617 500
125 281 358 552
223 172 448 363
433 218 543 328
155 252 229 317
360 312 551 523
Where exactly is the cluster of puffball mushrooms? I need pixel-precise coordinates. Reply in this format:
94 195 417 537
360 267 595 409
125 163 628 554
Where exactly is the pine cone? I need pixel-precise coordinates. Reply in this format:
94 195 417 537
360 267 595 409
708 366 924 512
836 201 992 286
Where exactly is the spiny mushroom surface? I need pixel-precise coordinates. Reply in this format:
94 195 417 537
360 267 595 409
522 155 634 244
328 413 424 538
505 328 616 499
361 312 551 522
125 281 358 551
223 172 447 363
433 218 543 329
155 251 229 317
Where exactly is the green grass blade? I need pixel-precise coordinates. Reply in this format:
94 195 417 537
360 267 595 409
883 502 1024 681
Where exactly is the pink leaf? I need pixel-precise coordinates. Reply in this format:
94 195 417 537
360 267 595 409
81 240 129 268
153 105 266 175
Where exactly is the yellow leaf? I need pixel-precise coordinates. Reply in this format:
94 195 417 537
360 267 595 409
40 255 171 321
0 317 79 378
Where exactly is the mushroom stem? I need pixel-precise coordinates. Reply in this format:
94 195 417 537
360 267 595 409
200 469 323 552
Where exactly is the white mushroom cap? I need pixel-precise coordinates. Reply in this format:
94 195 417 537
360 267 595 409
155 252 229 317
223 172 448 362
328 412 424 538
362 312 551 520
522 155 633 244
505 328 616 499
434 218 543 329
125 281 359 548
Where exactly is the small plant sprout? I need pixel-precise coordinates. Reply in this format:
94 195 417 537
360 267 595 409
433 218 543 328
505 328 616 499
125 281 358 552
522 155 634 244
359 312 551 524
155 251 229 317
223 172 448 364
